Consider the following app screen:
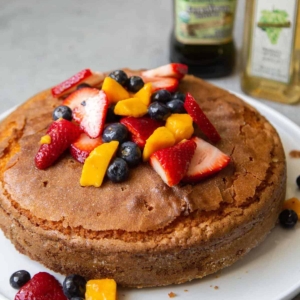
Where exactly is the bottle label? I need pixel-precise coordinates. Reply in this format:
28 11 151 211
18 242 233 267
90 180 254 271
174 0 237 45
249 0 298 83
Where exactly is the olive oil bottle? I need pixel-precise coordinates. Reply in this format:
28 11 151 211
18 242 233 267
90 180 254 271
170 0 237 78
241 0 300 104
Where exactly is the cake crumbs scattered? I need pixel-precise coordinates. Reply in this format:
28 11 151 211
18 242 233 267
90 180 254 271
214 286 219 290
168 292 177 298
289 150 300 158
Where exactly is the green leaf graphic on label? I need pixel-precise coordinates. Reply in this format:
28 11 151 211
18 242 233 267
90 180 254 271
257 9 290 44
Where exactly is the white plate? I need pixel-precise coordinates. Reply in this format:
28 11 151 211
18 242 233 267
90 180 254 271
1 93 300 300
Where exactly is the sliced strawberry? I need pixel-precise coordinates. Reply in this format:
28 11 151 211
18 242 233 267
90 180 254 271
35 119 81 169
141 76 179 93
62 87 100 110
15 272 67 300
141 63 188 80
150 139 196 187
184 93 221 143
70 133 103 163
182 137 230 183
72 89 109 138
51 69 93 97
120 117 163 148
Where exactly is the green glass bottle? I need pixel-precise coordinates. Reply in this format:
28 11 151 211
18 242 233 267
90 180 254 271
170 0 237 78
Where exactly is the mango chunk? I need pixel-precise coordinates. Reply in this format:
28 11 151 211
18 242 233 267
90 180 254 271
165 114 194 143
102 77 130 103
114 98 148 118
143 127 175 161
134 82 152 106
85 279 117 300
80 141 119 187
282 197 300 219
39 134 51 144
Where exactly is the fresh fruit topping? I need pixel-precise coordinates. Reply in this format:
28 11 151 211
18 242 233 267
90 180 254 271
143 127 175 161
148 102 171 121
183 93 221 143
107 158 129 183
105 105 120 123
102 77 130 103
102 123 128 143
114 98 148 118
120 117 163 148
151 89 172 103
150 139 196 187
142 76 179 93
279 209 298 228
52 105 73 121
118 141 141 167
73 90 109 138
80 141 119 187
10 270 31 289
126 76 144 93
76 83 92 90
182 137 230 183
39 134 51 145
165 114 194 143
85 279 117 300
134 82 152 106
35 119 81 169
166 99 186 113
282 198 300 219
108 70 128 86
297 175 300 188
70 133 103 163
51 69 93 97
62 274 86 299
63 87 100 110
15 272 67 300
171 91 186 102
141 63 188 80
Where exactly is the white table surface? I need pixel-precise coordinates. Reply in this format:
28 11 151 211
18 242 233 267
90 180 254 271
0 1 299 299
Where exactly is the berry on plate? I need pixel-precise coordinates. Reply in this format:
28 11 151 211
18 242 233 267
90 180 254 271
141 63 188 80
10 270 31 289
120 117 163 148
279 209 298 228
184 93 221 143
150 139 196 187
182 137 230 183
35 119 82 170
14 272 67 300
70 133 103 163
72 89 109 138
62 274 86 299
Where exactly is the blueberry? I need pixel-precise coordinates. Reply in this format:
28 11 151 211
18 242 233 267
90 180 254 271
76 83 91 90
63 274 86 299
118 141 141 167
105 106 120 123
126 76 144 93
171 92 186 102
166 99 186 113
109 70 128 86
279 209 298 228
9 270 31 289
296 175 300 188
107 158 129 183
102 123 128 143
151 89 172 103
148 102 171 121
52 105 73 121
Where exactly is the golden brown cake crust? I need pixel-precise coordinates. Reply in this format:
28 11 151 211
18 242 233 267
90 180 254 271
0 71 286 287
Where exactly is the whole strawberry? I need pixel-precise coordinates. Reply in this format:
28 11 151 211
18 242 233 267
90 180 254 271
35 119 81 169
14 272 67 300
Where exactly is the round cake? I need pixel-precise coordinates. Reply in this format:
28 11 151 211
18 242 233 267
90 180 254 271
0 68 286 288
